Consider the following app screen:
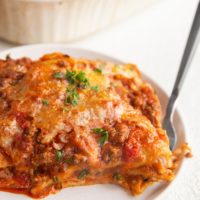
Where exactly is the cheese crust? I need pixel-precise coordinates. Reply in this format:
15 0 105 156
0 53 174 198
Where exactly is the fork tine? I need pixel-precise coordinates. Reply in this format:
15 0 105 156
163 118 177 150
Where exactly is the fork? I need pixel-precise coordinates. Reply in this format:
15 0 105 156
163 2 200 150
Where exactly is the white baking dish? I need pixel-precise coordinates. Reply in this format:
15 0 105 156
0 0 159 44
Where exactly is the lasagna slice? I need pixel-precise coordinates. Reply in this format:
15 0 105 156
0 53 184 198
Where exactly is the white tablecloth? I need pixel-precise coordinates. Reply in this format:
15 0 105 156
0 0 199 199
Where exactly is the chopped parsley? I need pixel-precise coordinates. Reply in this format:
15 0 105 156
91 85 99 92
94 68 102 73
78 169 89 179
53 72 65 79
64 70 91 106
66 70 76 84
66 70 89 88
75 71 87 82
54 69 99 106
99 133 109 146
42 99 49 106
75 71 89 88
113 172 121 181
92 128 109 146
55 150 63 162
65 87 79 106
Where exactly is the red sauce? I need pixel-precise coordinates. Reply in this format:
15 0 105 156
0 188 29 197
123 140 140 162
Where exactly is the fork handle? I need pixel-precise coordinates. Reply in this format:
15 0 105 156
165 2 200 118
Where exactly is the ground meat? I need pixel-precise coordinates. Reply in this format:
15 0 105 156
14 170 31 188
0 168 13 179
130 84 161 127
104 125 117 141
73 154 87 164
16 112 33 129
101 143 122 164
114 123 130 144
10 72 24 85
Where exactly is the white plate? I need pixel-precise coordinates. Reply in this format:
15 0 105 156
0 44 186 200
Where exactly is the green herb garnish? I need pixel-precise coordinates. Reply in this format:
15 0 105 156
75 71 87 82
75 71 89 88
94 68 102 74
91 85 99 92
53 72 64 79
64 70 91 106
78 169 89 179
113 172 121 181
66 70 89 88
55 150 63 162
53 69 93 107
42 99 49 106
92 128 109 146
65 87 79 106
66 70 76 84
99 134 109 146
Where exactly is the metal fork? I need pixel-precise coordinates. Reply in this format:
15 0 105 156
163 2 200 150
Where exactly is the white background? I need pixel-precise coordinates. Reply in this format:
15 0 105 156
0 0 200 199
